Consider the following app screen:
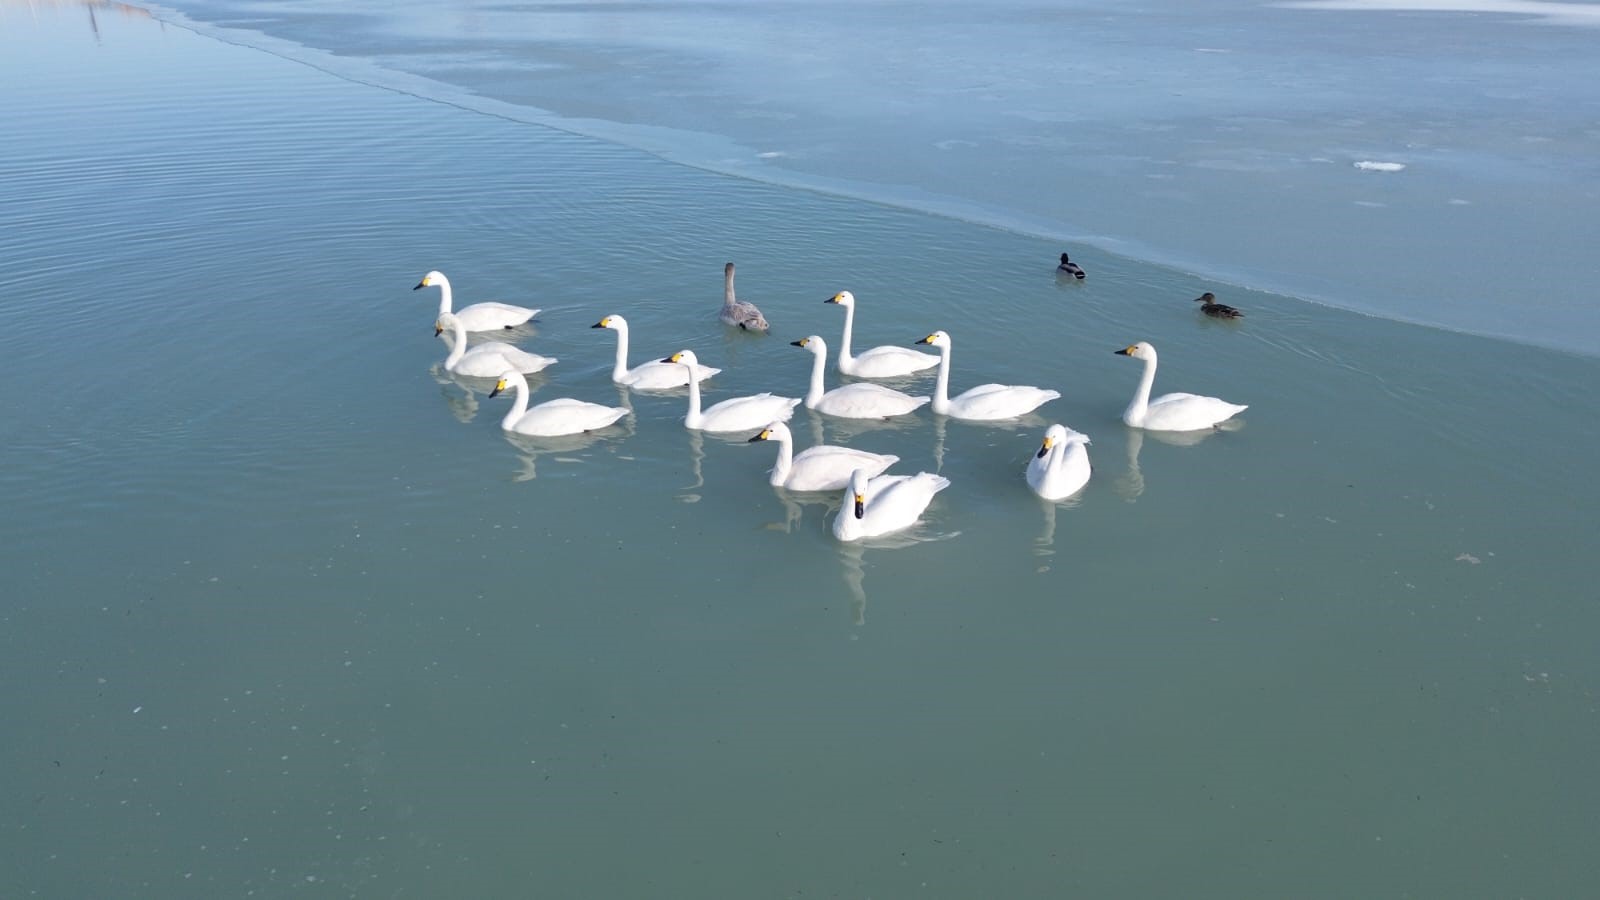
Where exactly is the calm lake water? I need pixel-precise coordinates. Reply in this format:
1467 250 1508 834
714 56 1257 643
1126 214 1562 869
2 3 1597 897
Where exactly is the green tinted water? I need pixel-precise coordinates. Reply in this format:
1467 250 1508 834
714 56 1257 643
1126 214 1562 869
2 7 1597 897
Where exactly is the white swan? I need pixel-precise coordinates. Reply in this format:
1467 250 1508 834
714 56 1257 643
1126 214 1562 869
832 468 951 542
914 331 1061 420
825 290 939 377
662 350 799 432
1026 424 1092 500
414 270 538 331
720 262 769 332
747 421 898 492
437 313 557 377
489 370 630 437
1113 341 1247 431
592 314 720 389
792 335 930 419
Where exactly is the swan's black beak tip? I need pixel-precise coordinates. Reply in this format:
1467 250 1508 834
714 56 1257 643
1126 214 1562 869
789 340 805 347
1036 444 1049 459
412 282 425 291
854 496 865 519
1113 348 1130 356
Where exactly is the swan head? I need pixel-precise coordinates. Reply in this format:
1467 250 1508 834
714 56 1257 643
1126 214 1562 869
1193 293 1216 303
592 314 626 330
414 270 446 291
1036 424 1069 458
1114 341 1156 361
746 421 792 444
825 290 855 307
725 262 736 277
487 371 521 399
848 469 870 519
661 349 700 367
789 335 827 356
434 312 461 337
914 330 951 349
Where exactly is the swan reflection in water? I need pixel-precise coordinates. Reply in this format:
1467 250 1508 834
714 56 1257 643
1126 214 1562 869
830 512 959 626
1114 420 1242 501
431 364 551 425
678 426 768 501
503 386 634 481
1034 491 1087 557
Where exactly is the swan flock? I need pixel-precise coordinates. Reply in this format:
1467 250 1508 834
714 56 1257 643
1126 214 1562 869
414 267 1248 540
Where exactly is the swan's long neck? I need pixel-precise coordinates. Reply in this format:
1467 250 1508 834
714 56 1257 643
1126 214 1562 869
805 347 826 407
610 323 631 381
931 342 953 415
723 268 736 311
443 319 468 368
1126 355 1157 424
683 360 703 427
834 483 861 540
500 374 530 430
436 276 454 316
837 303 857 365
769 431 794 486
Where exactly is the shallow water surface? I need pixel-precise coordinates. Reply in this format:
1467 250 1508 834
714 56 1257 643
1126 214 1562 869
1 6 1598 897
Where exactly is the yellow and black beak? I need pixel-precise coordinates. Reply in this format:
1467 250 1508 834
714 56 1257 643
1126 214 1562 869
412 279 427 291
823 294 840 304
747 429 771 443
1036 437 1053 459
1114 345 1135 356
789 338 807 348
488 378 507 399
434 323 444 336
853 493 866 519
591 318 608 329
915 334 936 345
660 352 682 364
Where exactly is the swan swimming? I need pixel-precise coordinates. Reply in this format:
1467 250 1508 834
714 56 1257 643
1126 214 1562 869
489 370 630 437
437 312 556 377
824 291 939 378
747 421 898 492
832 468 951 542
792 335 930 419
414 270 539 331
662 350 798 432
1113 341 1247 431
719 262 769 332
913 331 1061 420
592 314 720 389
1026 424 1092 500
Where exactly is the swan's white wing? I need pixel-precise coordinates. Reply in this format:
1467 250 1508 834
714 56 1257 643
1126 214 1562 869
699 393 799 431
814 383 930 418
622 360 721 390
1142 394 1247 431
845 345 940 377
454 343 555 377
784 447 899 492
511 399 629 436
949 384 1061 420
456 301 539 331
